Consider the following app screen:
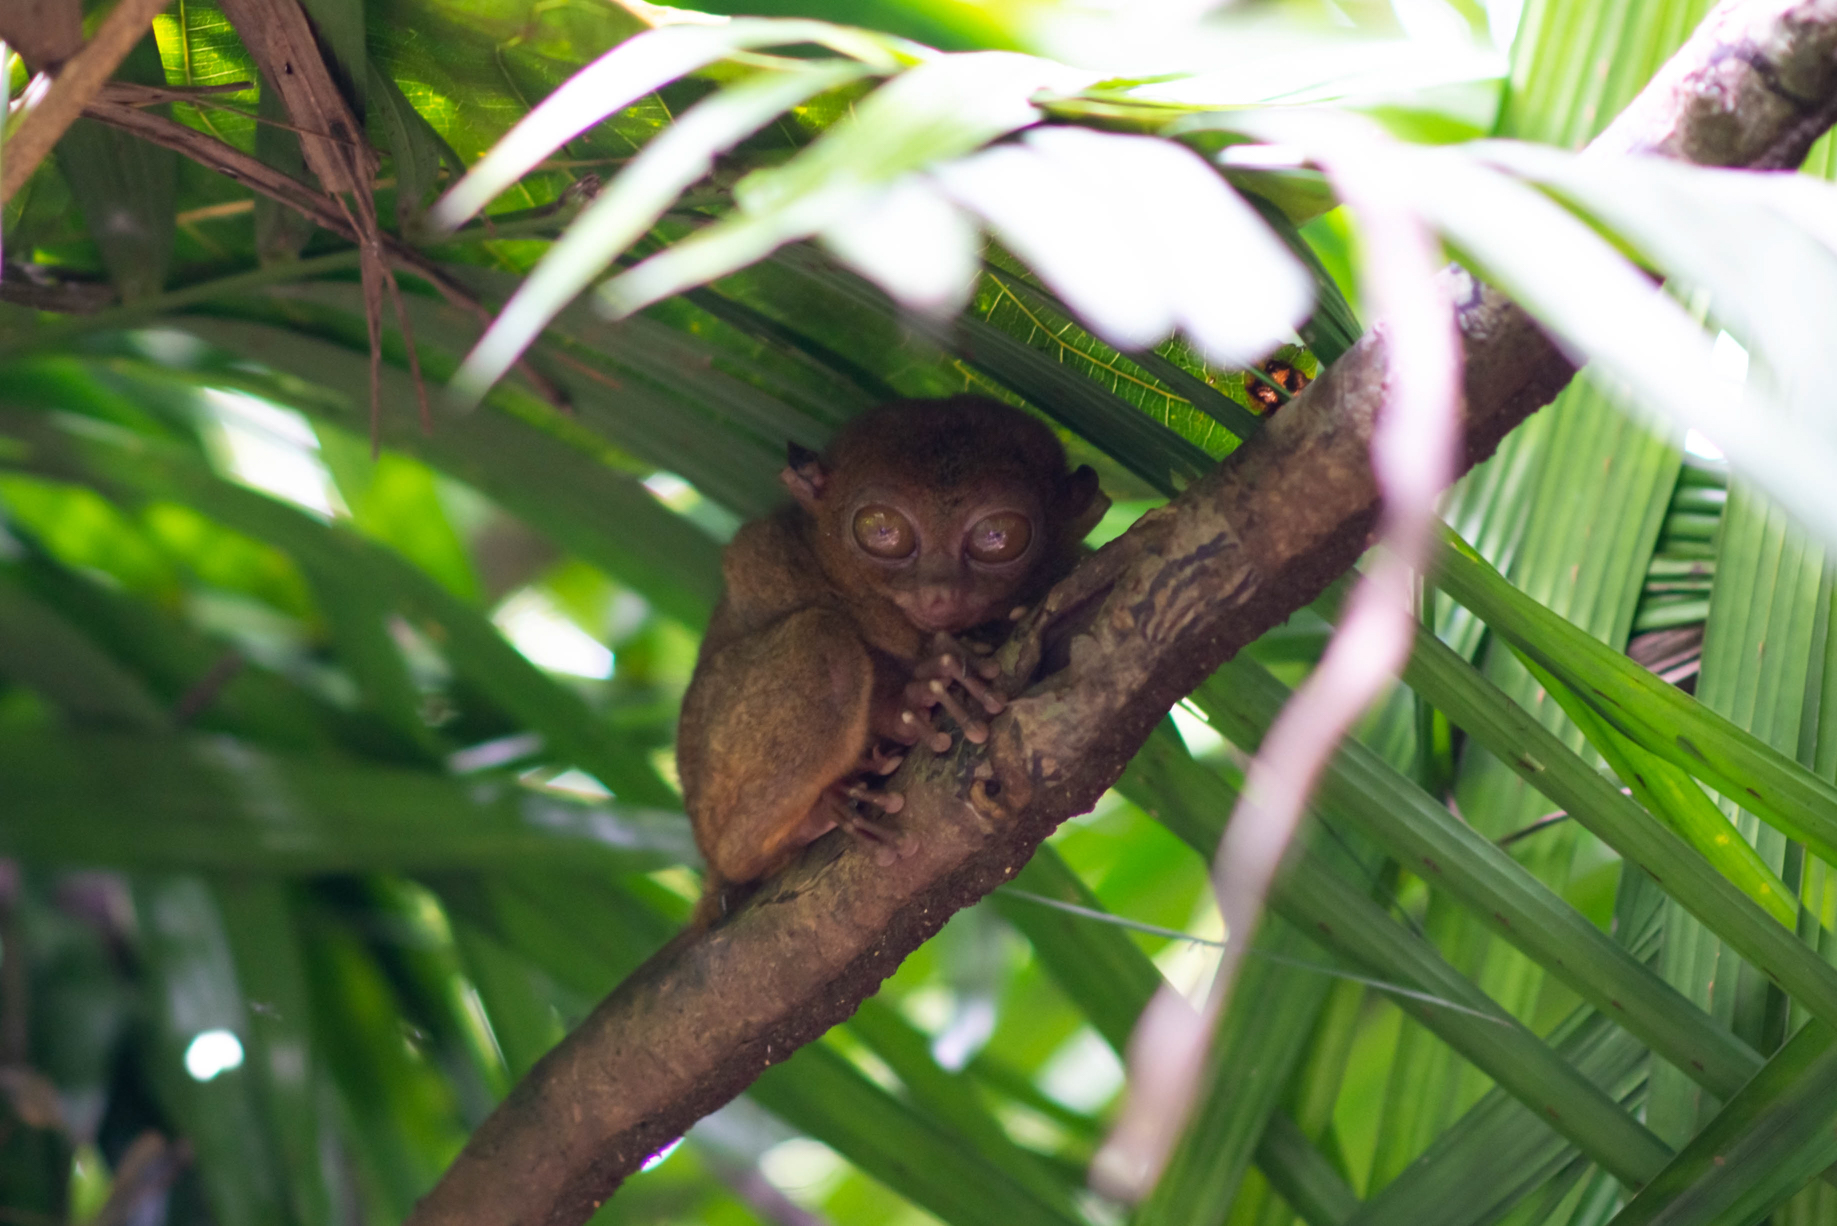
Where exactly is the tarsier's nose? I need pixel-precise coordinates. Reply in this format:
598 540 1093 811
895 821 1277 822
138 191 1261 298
913 586 964 628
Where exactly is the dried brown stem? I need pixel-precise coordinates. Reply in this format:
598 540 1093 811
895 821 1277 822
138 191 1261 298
0 0 173 203
405 4 1837 1226
73 100 571 409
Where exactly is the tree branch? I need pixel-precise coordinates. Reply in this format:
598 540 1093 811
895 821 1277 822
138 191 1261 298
0 0 170 204
406 3 1837 1225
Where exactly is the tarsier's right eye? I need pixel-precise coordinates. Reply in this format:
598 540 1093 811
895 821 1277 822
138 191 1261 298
853 505 917 559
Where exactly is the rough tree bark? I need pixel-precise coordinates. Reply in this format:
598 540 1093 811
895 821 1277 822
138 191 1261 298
406 3 1837 1224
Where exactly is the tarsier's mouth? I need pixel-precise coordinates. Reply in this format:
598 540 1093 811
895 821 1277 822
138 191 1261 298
898 598 982 633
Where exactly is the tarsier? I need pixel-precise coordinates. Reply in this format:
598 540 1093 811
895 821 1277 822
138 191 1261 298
676 395 1107 924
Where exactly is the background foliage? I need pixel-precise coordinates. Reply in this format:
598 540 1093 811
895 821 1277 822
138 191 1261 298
5 0 1837 1224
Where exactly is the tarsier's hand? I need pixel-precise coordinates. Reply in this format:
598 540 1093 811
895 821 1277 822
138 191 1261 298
898 632 1008 753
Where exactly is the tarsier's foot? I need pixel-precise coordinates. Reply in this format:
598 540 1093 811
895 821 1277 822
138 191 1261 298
829 791 913 866
857 742 905 776
902 632 1009 750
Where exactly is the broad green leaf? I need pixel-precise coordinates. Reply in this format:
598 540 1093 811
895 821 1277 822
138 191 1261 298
1398 604 1837 1036
1477 142 1837 439
600 52 1097 318
4 413 678 802
761 242 1213 496
1609 1022 1837 1226
0 572 170 730
1499 0 1709 148
1347 1009 1649 1226
315 443 480 604
0 731 691 872
1547 679 1797 928
431 18 911 228
54 32 175 303
751 1043 1083 1226
455 63 872 403
171 318 726 624
1435 528 1837 872
1255 1111 1360 1226
662 0 1022 50
132 875 293 1226
993 867 1155 1050
215 879 336 1226
846 997 1080 1214
369 61 459 231
931 127 1312 365
1141 915 1338 1226
1123 718 1675 1191
1409 149 1837 546
976 263 1260 451
298 899 468 1217
1201 656 1764 1099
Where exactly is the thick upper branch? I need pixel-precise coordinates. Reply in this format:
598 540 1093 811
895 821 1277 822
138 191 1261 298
406 4 1837 1225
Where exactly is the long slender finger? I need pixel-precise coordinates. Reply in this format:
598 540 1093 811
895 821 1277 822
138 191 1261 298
835 811 901 867
955 667 1005 714
914 650 1006 715
926 678 989 744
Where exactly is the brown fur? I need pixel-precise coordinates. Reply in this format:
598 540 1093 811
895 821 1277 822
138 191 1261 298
676 395 1106 925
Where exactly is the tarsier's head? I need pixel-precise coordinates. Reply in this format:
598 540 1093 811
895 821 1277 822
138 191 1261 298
783 396 1107 633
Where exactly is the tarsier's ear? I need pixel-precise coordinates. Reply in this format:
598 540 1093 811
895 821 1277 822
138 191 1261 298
1060 465 1109 541
781 441 827 510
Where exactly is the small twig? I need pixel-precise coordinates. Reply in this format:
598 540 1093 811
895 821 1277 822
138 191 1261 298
172 651 245 725
0 0 173 203
1497 811 1572 847
70 101 572 411
0 867 25 1067
1000 889 1513 1018
97 79 254 106
88 1132 192 1226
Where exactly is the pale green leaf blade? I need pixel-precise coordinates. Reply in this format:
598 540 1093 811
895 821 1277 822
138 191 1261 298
454 63 872 403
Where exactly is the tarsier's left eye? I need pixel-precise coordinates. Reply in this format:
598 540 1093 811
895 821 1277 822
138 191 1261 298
966 512 1033 563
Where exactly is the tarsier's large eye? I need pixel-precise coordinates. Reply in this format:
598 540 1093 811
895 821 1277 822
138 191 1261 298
853 505 917 559
966 512 1032 563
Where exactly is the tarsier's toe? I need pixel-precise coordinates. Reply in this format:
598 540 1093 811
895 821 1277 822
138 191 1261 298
861 741 905 775
844 783 903 814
